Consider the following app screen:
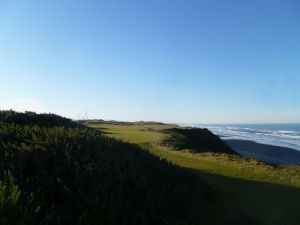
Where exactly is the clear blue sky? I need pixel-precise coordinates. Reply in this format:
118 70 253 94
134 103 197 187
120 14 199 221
1 0 300 123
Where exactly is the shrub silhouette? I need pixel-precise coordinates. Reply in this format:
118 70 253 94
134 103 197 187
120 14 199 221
0 110 79 128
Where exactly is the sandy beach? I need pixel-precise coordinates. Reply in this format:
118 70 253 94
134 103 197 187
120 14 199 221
225 139 300 165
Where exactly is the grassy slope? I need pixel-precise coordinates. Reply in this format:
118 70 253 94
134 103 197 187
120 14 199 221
88 123 300 225
1 114 220 225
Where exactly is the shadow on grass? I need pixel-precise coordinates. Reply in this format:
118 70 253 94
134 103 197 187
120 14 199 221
96 127 114 134
185 168 300 225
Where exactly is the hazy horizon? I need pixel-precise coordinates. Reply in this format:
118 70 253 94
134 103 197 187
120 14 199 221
1 0 300 124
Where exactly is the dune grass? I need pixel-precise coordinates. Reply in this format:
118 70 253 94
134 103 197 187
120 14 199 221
89 123 300 225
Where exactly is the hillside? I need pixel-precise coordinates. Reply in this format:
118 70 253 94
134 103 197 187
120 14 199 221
161 127 237 154
2 111 299 225
0 110 243 225
0 110 80 128
90 123 300 225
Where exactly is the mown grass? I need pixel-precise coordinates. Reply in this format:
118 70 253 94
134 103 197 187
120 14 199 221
89 123 300 225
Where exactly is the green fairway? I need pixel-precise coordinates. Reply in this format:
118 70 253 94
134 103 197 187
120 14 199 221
89 123 300 225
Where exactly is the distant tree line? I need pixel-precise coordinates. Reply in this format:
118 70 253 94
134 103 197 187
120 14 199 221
78 119 166 126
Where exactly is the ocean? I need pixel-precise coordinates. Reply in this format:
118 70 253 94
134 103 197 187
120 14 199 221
190 124 300 151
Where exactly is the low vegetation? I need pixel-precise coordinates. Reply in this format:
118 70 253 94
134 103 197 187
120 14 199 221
92 123 300 225
0 110 234 225
0 110 80 128
161 127 237 154
1 111 299 225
